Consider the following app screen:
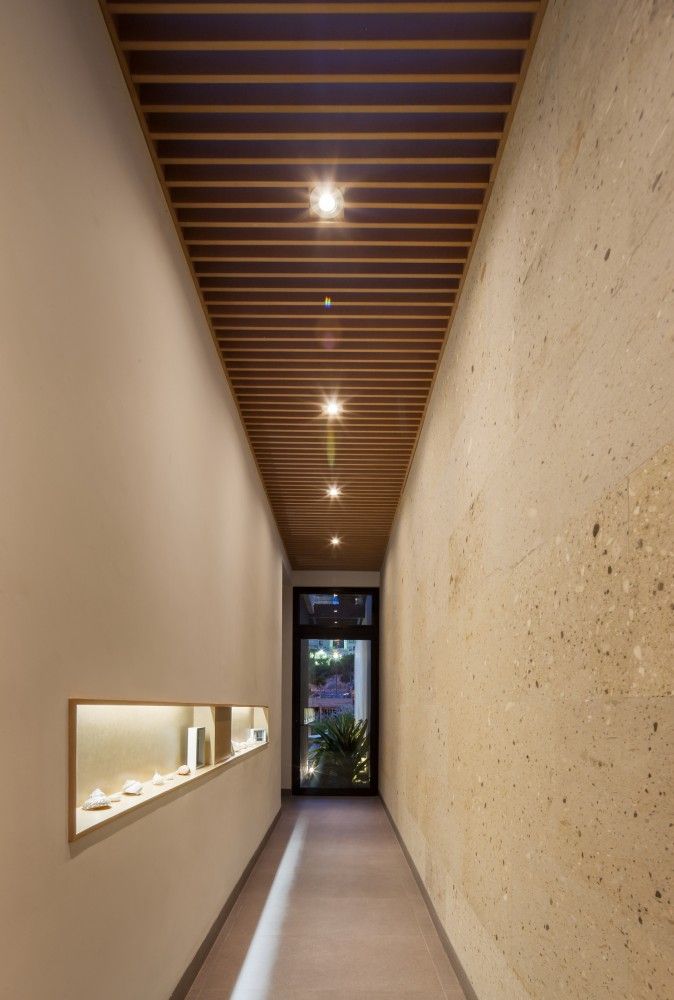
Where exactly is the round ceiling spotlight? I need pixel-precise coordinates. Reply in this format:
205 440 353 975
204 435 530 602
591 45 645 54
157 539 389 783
330 536 341 547
310 185 344 220
326 485 342 499
322 398 343 418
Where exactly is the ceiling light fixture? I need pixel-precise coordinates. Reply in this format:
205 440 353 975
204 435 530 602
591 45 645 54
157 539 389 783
330 536 341 547
326 485 342 499
319 190 337 213
310 185 344 220
322 398 343 418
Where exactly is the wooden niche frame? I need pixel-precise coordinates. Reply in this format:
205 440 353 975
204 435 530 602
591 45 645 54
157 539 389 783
68 699 269 842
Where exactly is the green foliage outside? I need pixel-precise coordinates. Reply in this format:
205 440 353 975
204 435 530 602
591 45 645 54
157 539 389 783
308 713 369 787
308 648 355 687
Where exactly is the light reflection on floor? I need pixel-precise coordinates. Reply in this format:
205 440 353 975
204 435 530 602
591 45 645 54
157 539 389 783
229 814 308 1000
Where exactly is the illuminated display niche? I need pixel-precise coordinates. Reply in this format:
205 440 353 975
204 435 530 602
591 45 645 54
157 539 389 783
69 700 269 841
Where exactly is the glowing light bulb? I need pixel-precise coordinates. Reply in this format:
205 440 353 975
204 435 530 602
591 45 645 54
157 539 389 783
323 399 342 418
330 536 341 547
318 190 336 214
326 485 341 499
310 185 344 219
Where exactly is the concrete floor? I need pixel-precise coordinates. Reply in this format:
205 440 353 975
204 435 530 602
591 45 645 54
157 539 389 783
187 797 467 1000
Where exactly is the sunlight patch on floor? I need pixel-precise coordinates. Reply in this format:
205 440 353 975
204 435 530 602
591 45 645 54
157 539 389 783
230 815 308 999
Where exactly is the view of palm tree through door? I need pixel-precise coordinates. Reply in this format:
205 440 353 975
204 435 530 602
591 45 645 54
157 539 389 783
293 588 378 794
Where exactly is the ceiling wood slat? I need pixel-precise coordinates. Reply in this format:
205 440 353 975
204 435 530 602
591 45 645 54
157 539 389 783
143 104 513 113
101 0 545 569
109 3 540 14
154 131 502 139
136 74 519 84
125 41 528 53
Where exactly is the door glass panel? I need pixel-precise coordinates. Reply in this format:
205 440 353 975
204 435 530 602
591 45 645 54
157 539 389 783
299 638 371 790
298 592 373 627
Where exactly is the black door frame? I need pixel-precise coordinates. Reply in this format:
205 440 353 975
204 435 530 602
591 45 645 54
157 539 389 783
292 586 379 796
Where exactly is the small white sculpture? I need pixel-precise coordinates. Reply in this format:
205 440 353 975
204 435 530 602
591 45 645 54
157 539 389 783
82 788 111 810
151 772 165 786
177 764 191 776
122 779 143 795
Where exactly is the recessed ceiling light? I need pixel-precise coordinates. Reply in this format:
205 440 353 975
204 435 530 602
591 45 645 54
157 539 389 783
330 536 341 547
322 398 343 418
326 485 342 499
310 185 344 219
319 190 336 213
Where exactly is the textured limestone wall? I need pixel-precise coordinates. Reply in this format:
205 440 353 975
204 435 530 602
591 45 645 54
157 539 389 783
380 2 673 998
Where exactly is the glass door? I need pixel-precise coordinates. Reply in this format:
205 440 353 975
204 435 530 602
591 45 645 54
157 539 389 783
292 589 378 794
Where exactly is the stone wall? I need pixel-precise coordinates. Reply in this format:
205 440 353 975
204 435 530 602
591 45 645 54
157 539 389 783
380 2 673 997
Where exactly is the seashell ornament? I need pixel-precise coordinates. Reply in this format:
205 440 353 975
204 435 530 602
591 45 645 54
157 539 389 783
83 788 112 810
122 779 143 795
151 772 165 786
177 764 191 776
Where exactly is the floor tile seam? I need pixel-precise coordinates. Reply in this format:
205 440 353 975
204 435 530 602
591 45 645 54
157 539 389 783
204 931 437 959
231 890 414 902
199 993 446 1000
252 854 406 866
208 929 429 950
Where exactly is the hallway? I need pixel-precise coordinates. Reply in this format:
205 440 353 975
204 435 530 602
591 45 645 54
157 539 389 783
2 1 672 997
187 799 466 1000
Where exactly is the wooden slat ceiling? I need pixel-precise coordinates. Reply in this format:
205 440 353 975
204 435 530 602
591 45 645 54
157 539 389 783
101 0 545 570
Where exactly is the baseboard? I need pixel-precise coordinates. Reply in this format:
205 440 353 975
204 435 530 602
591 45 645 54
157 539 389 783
170 806 282 1000
380 795 479 1000
281 786 292 797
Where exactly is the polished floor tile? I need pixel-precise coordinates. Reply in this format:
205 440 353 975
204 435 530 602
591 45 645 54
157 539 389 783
187 798 466 1000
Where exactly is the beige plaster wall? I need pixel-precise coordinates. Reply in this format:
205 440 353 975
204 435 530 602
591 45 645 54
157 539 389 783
0 1 286 997
379 2 674 998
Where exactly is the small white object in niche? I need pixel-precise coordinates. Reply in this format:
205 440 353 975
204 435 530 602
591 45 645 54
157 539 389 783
177 764 191 776
82 788 111 810
152 772 165 786
122 779 143 795
187 726 206 772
